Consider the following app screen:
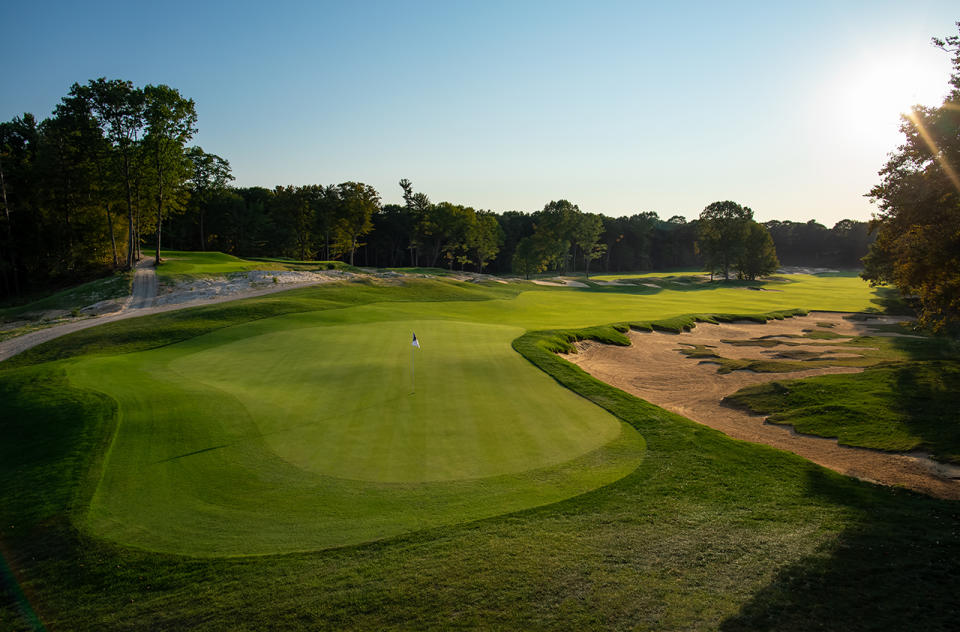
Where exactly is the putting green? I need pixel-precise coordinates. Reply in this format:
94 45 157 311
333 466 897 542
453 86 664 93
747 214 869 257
169 320 620 482
69 313 644 555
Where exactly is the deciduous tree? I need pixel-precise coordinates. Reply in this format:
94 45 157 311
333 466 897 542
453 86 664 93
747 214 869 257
862 22 960 330
697 200 754 280
143 84 197 264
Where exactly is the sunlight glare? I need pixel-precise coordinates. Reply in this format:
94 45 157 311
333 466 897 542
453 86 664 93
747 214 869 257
831 48 951 142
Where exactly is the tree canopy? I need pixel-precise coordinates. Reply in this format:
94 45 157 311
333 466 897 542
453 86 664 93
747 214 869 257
862 22 960 330
0 77 884 302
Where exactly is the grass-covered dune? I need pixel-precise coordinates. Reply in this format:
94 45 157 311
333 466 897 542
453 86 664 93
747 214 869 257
726 360 960 462
2 273 958 630
155 250 357 283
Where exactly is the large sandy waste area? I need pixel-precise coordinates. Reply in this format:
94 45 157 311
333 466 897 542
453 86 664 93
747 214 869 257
565 312 960 500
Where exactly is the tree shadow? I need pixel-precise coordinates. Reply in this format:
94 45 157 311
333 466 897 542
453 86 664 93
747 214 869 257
720 468 960 631
577 276 796 296
864 286 916 315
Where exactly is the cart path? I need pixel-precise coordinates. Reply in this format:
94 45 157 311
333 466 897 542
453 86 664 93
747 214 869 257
0 259 340 364
565 312 960 500
127 256 159 309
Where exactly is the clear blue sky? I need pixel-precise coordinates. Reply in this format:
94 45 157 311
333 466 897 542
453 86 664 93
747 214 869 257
3 1 957 225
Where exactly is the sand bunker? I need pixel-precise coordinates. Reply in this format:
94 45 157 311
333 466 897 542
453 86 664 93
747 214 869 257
565 312 960 500
532 278 589 288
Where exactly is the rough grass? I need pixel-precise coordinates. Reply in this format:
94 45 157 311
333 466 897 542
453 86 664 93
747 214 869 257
157 251 364 283
244 256 359 272
725 360 960 462
0 272 132 322
154 250 276 282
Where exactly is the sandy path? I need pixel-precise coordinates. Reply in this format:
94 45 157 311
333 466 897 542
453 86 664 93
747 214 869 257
565 312 960 500
128 256 159 309
0 267 346 364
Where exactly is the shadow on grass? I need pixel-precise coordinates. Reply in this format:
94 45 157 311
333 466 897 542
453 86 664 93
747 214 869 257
865 286 916 316
720 468 960 631
888 362 960 463
575 277 795 297
852 332 960 462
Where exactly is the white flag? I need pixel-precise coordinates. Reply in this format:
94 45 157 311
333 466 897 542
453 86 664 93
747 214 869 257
412 332 420 349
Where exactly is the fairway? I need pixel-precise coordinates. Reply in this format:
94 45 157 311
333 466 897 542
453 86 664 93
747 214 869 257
69 310 644 555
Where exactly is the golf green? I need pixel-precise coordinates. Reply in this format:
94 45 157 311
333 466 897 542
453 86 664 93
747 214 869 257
68 313 644 555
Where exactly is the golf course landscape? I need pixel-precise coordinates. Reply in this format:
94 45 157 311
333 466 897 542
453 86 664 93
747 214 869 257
6 6 960 628
3 262 958 630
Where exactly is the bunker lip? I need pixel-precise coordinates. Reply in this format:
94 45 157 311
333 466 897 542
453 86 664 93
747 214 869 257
563 311 960 500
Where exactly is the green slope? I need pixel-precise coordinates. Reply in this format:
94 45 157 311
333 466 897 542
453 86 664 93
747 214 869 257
69 315 643 555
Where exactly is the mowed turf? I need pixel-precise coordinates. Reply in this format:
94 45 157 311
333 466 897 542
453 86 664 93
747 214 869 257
54 273 879 556
69 314 643 555
170 319 623 482
9 271 958 630
155 250 274 280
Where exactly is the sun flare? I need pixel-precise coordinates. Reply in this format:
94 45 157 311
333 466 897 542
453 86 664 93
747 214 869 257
832 49 951 140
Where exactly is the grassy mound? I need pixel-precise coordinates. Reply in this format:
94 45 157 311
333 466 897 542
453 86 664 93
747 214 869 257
0 272 132 323
725 360 960 462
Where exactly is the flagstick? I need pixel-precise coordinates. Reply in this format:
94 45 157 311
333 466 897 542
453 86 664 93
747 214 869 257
411 343 415 394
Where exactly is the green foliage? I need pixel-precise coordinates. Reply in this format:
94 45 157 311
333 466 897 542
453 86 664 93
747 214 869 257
737 221 780 280
862 23 960 331
764 219 874 269
512 234 549 278
697 200 754 280
185 146 233 250
143 83 197 262
333 181 379 265
698 202 781 282
469 211 504 272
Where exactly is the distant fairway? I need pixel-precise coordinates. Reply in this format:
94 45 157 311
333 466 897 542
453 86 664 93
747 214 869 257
70 310 644 555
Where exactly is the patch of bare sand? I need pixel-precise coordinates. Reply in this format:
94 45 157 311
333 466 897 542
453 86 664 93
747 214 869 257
532 278 589 288
565 311 960 500
0 271 351 363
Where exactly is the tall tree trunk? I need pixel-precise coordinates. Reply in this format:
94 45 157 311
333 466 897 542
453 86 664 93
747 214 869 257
0 153 20 295
120 148 136 269
135 192 143 262
154 144 164 265
105 202 118 268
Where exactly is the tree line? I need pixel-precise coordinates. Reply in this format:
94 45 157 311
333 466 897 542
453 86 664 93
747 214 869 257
161 181 870 279
0 78 200 298
1 78 875 302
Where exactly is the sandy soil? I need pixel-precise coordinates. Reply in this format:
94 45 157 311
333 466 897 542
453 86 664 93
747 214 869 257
0 262 355 363
565 312 960 500
533 278 589 288
0 263 522 362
